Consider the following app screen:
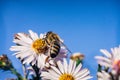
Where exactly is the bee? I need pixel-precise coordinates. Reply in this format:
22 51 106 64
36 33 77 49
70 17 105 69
44 31 72 58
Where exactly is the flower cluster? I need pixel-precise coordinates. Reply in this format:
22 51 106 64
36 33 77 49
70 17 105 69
95 46 120 80
1 30 120 80
3 29 120 80
7 30 92 80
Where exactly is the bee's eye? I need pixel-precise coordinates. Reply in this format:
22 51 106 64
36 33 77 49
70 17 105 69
47 31 53 34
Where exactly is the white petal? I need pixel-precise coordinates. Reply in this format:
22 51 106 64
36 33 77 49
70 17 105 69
48 70 59 79
37 55 46 69
17 33 32 44
100 49 112 58
29 30 38 40
47 71 58 80
76 69 90 79
68 59 74 74
41 72 51 79
77 76 92 80
71 61 76 74
73 63 82 76
51 66 61 75
10 46 29 51
13 39 30 47
97 71 111 80
16 50 33 59
31 57 37 65
97 72 103 77
63 58 68 73
40 33 45 38
23 55 34 64
75 69 89 78
57 60 64 74
95 56 111 63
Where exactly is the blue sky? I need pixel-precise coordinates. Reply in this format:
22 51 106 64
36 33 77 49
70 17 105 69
0 0 120 80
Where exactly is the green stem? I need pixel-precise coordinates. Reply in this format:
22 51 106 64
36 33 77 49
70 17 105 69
10 67 23 80
76 59 82 67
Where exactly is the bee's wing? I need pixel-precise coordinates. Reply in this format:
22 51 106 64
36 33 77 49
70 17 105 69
60 42 72 54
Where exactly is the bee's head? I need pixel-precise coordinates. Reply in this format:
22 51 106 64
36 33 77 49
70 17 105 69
46 31 54 36
47 31 53 34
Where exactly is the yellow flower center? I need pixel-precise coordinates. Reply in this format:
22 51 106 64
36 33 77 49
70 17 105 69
59 74 75 80
113 60 120 68
32 39 48 54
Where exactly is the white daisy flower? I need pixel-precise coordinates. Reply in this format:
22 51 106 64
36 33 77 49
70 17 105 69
41 58 92 80
95 46 120 72
10 30 48 68
97 71 111 80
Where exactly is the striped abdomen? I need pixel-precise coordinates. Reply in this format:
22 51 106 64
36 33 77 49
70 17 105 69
50 41 60 58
